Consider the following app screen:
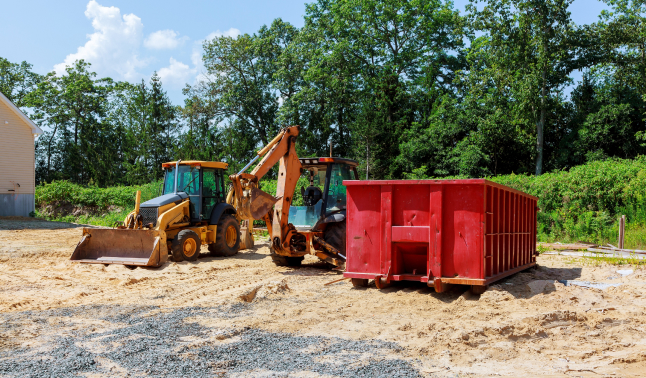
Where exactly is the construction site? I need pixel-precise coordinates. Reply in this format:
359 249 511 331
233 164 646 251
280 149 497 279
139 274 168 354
1 217 646 377
0 125 644 377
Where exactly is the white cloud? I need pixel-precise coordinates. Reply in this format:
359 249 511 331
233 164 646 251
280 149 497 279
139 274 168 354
144 29 186 50
191 28 241 83
157 57 196 88
53 0 145 80
54 3 241 97
205 28 241 41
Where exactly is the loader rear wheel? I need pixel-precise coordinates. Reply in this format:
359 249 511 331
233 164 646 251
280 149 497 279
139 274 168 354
208 215 240 257
171 230 201 262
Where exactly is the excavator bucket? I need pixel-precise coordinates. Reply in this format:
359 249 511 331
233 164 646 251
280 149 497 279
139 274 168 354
70 228 165 267
249 187 279 220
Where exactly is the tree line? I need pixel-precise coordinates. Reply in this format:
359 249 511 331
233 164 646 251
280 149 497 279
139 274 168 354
1 0 644 187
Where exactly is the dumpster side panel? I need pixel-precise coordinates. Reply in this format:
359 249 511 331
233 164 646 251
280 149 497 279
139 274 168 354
442 184 484 279
346 185 382 275
392 185 430 227
483 183 538 279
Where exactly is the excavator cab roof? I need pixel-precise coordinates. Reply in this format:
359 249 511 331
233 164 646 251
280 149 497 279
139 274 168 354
161 161 229 170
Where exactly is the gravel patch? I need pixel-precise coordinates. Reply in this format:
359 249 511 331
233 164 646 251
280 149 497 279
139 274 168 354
0 304 420 377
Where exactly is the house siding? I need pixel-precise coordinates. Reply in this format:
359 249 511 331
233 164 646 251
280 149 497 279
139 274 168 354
0 194 34 217
0 100 37 216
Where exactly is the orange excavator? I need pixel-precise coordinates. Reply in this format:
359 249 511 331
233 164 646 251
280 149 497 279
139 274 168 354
228 125 359 268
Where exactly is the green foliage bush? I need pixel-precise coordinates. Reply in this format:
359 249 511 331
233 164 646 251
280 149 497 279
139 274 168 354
36 180 162 210
491 157 646 244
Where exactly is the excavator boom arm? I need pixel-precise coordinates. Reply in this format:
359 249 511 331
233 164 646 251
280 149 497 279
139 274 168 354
229 126 302 252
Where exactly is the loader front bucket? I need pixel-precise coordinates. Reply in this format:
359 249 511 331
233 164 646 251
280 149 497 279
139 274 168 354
70 228 166 267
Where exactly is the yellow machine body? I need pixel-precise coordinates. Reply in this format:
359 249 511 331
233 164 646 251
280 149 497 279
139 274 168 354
71 160 240 267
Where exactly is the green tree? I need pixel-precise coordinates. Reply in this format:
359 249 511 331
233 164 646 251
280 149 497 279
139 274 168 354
302 0 464 179
468 0 577 175
108 73 178 185
30 60 116 185
0 57 41 107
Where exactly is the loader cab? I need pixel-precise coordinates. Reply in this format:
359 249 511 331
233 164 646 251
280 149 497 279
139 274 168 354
161 161 228 223
289 157 359 229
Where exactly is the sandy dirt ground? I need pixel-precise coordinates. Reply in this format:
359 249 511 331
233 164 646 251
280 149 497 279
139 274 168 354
1 217 646 377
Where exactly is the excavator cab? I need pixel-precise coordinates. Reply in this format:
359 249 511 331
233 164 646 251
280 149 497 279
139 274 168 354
289 158 359 230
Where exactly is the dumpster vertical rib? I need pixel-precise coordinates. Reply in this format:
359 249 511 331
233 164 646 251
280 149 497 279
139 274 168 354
509 193 516 269
494 188 502 276
485 184 492 278
508 191 513 270
521 196 525 266
429 185 443 279
512 193 520 268
502 190 506 272
480 185 487 278
532 200 538 261
380 185 393 280
524 197 531 264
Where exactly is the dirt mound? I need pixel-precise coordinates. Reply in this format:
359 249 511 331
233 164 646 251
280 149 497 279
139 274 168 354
239 279 290 302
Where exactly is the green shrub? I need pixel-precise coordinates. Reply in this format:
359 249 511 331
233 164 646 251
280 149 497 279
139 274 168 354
490 157 646 246
36 180 162 210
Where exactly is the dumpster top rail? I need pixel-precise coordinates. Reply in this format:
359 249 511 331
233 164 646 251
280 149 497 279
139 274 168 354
343 179 539 201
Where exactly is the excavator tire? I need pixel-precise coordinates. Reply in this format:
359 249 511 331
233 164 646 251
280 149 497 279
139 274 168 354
171 230 201 262
208 215 240 257
270 247 304 267
323 220 346 255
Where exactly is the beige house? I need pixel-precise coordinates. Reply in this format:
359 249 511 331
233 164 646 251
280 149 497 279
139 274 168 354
0 92 43 216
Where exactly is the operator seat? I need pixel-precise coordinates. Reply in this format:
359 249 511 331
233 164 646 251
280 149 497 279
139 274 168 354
301 186 323 206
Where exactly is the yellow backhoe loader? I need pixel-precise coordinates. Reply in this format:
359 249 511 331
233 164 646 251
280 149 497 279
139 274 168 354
229 125 359 268
70 161 242 267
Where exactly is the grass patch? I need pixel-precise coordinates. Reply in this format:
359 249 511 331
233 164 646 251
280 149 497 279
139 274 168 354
584 253 646 266
34 209 132 228
563 254 646 267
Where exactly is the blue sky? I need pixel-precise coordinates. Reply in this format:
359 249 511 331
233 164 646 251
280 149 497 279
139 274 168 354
1 0 609 104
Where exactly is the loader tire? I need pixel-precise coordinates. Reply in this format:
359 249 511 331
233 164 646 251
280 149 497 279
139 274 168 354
171 230 201 262
208 215 240 257
270 247 304 267
324 220 346 255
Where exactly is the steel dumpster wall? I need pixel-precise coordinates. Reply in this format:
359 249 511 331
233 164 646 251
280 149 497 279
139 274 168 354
343 180 538 286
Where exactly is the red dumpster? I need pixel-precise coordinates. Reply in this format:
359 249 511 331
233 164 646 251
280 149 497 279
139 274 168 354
343 180 538 292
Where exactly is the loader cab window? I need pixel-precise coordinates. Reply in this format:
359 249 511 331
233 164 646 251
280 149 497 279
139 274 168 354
178 166 200 195
162 168 176 195
202 168 225 220
162 165 201 220
161 165 200 196
325 163 355 214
